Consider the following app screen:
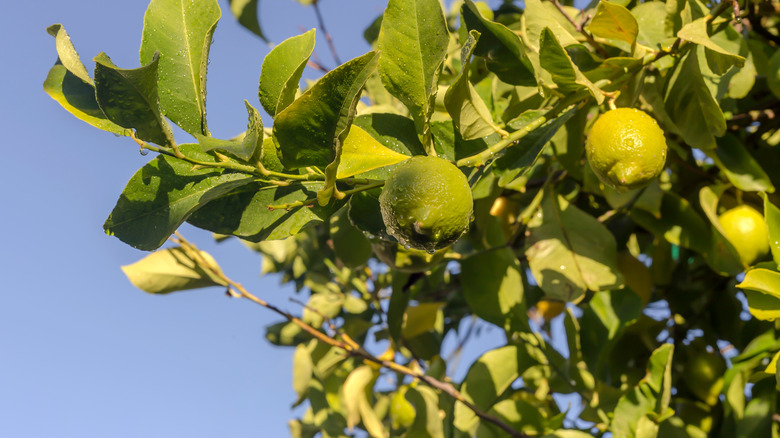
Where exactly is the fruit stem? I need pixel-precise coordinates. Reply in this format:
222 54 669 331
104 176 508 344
456 90 590 167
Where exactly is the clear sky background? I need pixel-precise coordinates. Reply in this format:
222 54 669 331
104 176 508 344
1 1 515 437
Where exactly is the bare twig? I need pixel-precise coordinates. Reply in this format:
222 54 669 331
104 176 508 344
312 0 342 66
171 233 529 438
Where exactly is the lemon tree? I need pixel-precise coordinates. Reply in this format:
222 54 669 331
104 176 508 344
44 0 780 436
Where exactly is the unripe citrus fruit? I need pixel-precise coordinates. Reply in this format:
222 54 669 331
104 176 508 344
684 351 726 406
718 205 770 266
379 155 473 253
586 108 667 191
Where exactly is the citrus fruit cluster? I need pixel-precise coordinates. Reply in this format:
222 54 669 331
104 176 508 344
586 108 667 191
379 155 473 253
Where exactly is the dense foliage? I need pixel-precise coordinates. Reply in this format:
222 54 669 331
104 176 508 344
45 0 780 436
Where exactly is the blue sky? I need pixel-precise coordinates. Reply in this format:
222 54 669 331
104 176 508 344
1 1 514 436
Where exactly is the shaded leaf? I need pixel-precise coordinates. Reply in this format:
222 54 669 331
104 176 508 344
460 247 525 328
406 386 444 438
186 181 344 242
140 0 220 136
539 28 604 102
585 1 638 53
292 343 314 405
94 52 174 147
493 107 576 186
377 0 449 139
460 0 535 87
104 144 255 250
698 186 744 275
663 48 725 150
229 0 268 41
258 29 316 117
122 247 227 294
445 30 507 140
761 193 780 266
197 100 263 161
710 134 774 193
402 302 444 339
274 51 380 169
525 191 624 302
630 191 711 254
266 321 311 346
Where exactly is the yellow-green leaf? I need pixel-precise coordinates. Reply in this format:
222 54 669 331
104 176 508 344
121 247 228 294
336 126 409 179
585 1 639 52
737 265 780 320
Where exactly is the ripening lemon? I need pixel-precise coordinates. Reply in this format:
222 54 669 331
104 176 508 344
379 155 473 253
536 299 566 321
586 108 667 191
718 205 770 266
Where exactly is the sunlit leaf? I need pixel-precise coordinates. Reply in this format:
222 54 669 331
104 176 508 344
258 29 316 117
698 185 744 275
197 100 263 161
709 134 774 193
761 193 780 266
525 191 624 302
121 247 227 294
46 24 93 85
737 265 780 321
539 28 604 103
336 125 409 179
405 386 444 438
343 366 384 437
140 0 220 136
585 0 638 53
677 17 745 72
377 0 449 140
630 191 711 253
292 344 313 405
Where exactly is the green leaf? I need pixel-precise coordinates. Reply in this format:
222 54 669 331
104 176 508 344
140 0 220 136
762 193 780 266
445 30 508 140
266 321 311 346
104 144 255 250
460 248 525 328
453 345 536 436
477 397 547 437
229 0 268 41
460 0 535 87
258 29 316 117
630 191 711 254
525 191 624 302
343 366 384 438
347 187 386 238
121 247 228 294
737 265 780 321
493 107 576 186
521 0 580 91
709 134 774 193
93 52 174 147
633 1 673 51
43 62 127 136
329 206 372 269
539 28 604 102
292 343 314 405
336 125 409 179
612 344 674 438
405 386 444 438
698 186 744 275
302 293 344 328
663 48 726 150
377 0 449 142
402 302 445 339
197 100 263 161
677 17 745 72
274 51 380 169
768 50 780 99
186 181 344 242
585 1 638 53
46 24 93 85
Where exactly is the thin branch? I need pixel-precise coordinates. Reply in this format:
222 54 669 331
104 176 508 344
267 181 384 211
312 0 342 66
171 233 529 438
549 0 608 58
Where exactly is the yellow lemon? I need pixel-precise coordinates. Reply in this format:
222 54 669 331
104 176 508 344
586 108 667 191
718 205 770 266
536 299 567 321
379 155 473 252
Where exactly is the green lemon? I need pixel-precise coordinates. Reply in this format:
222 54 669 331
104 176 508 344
586 108 667 191
379 155 473 252
718 205 770 266
371 238 447 273
684 351 726 406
